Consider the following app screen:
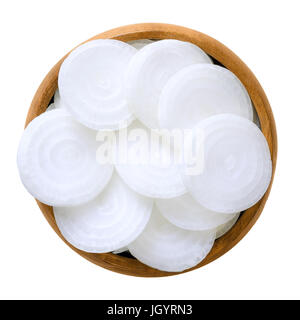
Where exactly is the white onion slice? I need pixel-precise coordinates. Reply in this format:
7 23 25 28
54 174 153 253
215 213 240 239
253 105 261 128
125 39 212 128
58 39 137 130
46 103 56 111
128 206 216 272
128 39 154 50
114 121 187 198
156 193 237 231
182 114 272 213
17 109 113 207
54 89 63 109
159 64 253 129
113 246 129 254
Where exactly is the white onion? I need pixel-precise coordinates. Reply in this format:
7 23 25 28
17 109 113 207
17 36 271 271
114 121 187 198
128 39 154 50
113 246 129 254
54 89 63 109
128 206 216 272
253 105 261 128
46 103 56 111
182 114 272 213
156 193 237 231
54 174 153 253
215 213 240 239
125 39 212 128
58 39 137 130
159 64 253 129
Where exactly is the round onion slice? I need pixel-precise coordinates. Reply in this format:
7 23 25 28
113 246 129 254
128 39 154 50
58 39 137 130
54 89 63 109
182 114 272 213
114 121 187 198
54 174 152 253
46 103 56 111
128 206 216 272
156 193 237 231
159 64 253 129
215 213 240 239
17 109 113 207
125 39 212 128
253 106 261 128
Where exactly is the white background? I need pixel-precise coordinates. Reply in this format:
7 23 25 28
0 0 299 300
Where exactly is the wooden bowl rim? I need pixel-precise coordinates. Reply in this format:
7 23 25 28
25 23 277 277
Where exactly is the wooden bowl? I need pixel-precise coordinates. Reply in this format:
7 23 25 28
25 23 277 277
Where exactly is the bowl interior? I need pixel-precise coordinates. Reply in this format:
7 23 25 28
25 23 277 277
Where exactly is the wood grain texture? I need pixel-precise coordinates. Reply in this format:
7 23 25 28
25 23 277 277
